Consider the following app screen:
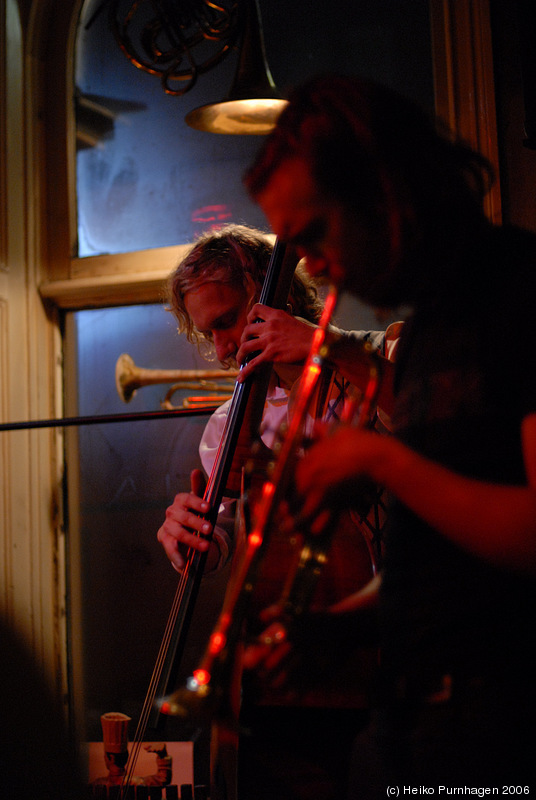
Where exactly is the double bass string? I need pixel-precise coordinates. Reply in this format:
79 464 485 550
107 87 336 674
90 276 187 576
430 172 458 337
119 366 243 798
121 544 206 796
120 410 239 796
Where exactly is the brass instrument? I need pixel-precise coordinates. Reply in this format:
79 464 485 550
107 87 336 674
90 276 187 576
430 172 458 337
115 353 238 408
159 287 384 722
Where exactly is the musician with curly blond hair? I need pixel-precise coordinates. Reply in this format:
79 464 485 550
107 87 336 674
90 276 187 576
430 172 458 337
159 223 398 574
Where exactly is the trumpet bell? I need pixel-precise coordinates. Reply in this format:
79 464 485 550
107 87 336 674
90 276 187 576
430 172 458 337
115 353 138 402
114 352 238 406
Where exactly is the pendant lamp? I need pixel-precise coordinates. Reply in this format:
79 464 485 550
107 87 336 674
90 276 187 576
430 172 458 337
185 0 288 134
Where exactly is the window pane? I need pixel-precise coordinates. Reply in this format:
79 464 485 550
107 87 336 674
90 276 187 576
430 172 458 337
66 304 233 744
75 0 433 256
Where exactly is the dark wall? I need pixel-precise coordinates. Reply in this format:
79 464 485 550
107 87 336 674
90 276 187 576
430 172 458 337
490 0 536 231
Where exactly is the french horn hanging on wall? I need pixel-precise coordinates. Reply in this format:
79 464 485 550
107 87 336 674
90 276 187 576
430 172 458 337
107 0 241 96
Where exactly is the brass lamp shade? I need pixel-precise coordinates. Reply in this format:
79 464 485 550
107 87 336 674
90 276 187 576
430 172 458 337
185 0 287 134
185 97 287 135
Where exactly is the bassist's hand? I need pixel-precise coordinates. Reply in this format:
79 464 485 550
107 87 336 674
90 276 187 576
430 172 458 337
157 469 219 572
236 304 316 381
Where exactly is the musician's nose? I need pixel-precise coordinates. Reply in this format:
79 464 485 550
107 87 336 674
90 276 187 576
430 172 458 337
213 331 238 363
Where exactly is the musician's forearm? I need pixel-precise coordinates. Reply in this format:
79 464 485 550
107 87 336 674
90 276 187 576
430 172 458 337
373 436 536 573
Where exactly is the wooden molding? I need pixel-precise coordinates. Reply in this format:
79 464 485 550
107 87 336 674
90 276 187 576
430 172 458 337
40 269 173 309
0 0 6 272
430 0 502 224
39 244 190 308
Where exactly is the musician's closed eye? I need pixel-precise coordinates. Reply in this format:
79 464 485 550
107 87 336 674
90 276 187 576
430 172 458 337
199 313 238 341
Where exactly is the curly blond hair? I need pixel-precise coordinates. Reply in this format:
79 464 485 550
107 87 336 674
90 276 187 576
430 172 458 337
167 224 323 363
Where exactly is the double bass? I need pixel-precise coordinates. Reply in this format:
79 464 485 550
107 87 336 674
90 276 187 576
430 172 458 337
118 239 299 797
121 245 385 798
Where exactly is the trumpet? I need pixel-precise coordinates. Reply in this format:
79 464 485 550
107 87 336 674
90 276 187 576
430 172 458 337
115 353 238 406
